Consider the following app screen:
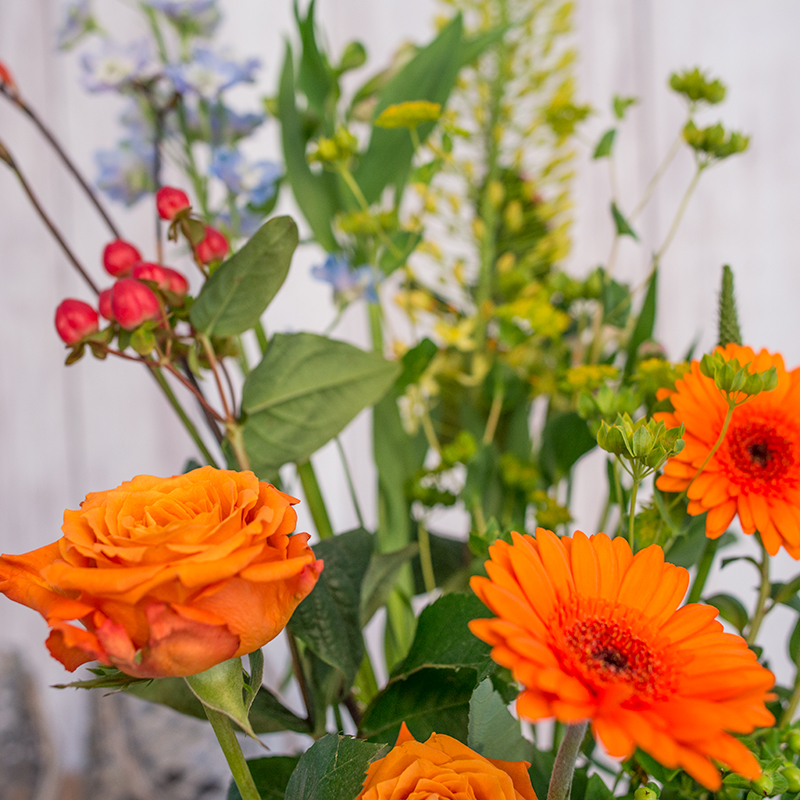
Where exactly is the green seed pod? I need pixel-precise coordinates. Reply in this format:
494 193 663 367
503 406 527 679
752 774 774 796
781 766 800 794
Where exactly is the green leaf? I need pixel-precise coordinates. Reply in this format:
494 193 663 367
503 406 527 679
704 593 749 633
277 43 338 251
293 0 336 116
242 333 399 476
390 593 494 682
602 277 632 328
592 128 616 159
613 95 638 120
790 617 800 663
539 412 596 482
379 229 422 276
184 657 257 738
249 685 312 734
718 264 743 347
528 750 556 800
244 649 263 712
396 338 438 392
458 25 509 67
624 268 657 378
360 667 476 745
190 216 299 337
228 757 299 800
468 679 530 761
663 514 707 567
284 734 388 800
771 575 800 612
360 543 420 626
633 749 680 783
611 201 639 240
354 16 465 204
584 774 615 800
289 528 373 690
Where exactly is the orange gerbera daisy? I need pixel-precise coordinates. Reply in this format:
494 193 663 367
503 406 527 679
469 528 774 790
656 344 800 557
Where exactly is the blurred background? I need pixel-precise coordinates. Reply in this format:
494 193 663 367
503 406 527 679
1 1 799 798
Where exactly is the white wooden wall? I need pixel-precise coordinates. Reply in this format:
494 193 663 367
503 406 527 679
1 0 799 776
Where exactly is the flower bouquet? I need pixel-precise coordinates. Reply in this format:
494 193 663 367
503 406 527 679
2 3 798 800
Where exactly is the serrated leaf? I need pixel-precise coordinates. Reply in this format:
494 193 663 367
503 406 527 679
611 201 639 240
390 593 494 682
289 528 373 690
360 667 476 745
190 216 298 337
228 757 299 800
284 735 388 800
593 128 616 159
468 679 530 761
242 333 399 476
704 593 748 633
360 543 419 626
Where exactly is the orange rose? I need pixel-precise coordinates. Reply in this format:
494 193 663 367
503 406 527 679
0 467 322 678
357 723 538 800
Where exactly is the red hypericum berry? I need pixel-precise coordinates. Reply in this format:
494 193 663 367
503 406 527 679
161 266 189 296
196 226 229 264
156 186 191 220
103 239 142 277
111 278 161 330
132 261 170 290
0 60 18 95
55 299 99 344
98 288 114 321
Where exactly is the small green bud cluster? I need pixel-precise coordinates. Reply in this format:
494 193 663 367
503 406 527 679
578 384 640 424
699 353 778 403
597 413 684 473
683 121 749 162
669 68 726 105
308 126 359 165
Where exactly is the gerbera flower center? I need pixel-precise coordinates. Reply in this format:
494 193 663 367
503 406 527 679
561 616 674 700
726 417 796 486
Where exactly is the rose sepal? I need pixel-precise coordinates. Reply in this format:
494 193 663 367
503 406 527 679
185 654 263 742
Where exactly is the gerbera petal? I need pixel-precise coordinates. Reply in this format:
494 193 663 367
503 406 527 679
570 531 599 599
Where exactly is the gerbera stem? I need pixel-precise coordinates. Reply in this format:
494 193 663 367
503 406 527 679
628 474 641 550
746 542 771 646
204 708 260 800
547 721 588 800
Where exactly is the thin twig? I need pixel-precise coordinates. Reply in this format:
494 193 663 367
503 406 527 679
179 356 225 444
0 140 99 294
1 85 122 239
198 333 233 420
287 631 314 727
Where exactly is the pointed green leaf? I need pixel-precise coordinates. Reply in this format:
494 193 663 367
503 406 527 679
190 216 299 337
539 412 596 482
184 657 257 738
624 268 657 378
611 201 639 240
294 0 336 115
360 543 419 626
592 128 616 159
244 649 264 713
354 16 464 204
468 679 530 760
284 734 388 800
242 333 400 476
704 593 748 633
277 43 338 251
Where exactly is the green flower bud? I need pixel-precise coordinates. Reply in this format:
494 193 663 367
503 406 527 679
631 424 654 457
597 421 628 456
787 731 800 754
752 774 774 796
781 766 800 794
634 786 658 800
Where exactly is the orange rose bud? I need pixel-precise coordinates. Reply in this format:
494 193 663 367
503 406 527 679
196 225 229 264
357 724 537 800
102 239 142 277
156 186 191 220
0 467 322 678
55 298 99 344
110 277 161 330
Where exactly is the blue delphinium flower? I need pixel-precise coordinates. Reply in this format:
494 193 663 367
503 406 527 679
210 147 281 206
166 47 259 98
311 254 379 306
95 141 155 205
57 0 95 50
184 103 264 144
81 39 156 92
145 0 220 36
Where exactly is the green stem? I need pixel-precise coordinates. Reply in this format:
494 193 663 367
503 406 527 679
203 708 260 800
368 301 384 353
628 472 641 551
336 438 365 529
781 654 800 726
669 400 736 511
333 703 344 734
687 537 719 604
297 460 334 539
418 522 436 594
612 458 624 537
225 421 251 471
746 542 771 646
354 652 379 705
254 321 269 355
654 165 704 263
483 383 504 445
151 368 219 467
547 721 588 800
